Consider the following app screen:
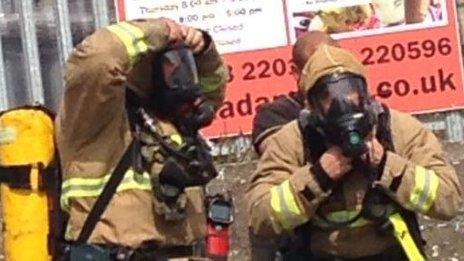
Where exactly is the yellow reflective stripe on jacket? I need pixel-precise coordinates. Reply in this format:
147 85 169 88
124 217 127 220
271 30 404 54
170 134 183 145
408 166 439 213
106 22 148 64
200 65 227 93
389 213 425 261
270 180 308 230
312 210 372 229
61 169 151 212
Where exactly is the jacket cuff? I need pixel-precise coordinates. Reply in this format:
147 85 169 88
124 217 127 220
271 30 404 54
310 161 336 192
194 32 222 75
197 30 212 55
376 151 409 192
289 164 332 203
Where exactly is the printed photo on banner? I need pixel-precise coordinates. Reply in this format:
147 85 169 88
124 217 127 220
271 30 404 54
287 0 448 42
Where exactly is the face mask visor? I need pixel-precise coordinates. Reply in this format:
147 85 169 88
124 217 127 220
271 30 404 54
307 73 369 118
160 45 200 91
307 73 376 157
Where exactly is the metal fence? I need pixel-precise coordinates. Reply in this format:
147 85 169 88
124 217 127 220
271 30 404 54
0 0 114 110
1 0 464 146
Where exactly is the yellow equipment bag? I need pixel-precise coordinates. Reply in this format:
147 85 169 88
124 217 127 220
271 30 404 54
0 106 61 261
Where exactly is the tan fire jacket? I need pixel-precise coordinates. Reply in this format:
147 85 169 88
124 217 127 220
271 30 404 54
246 45 462 258
55 19 227 248
247 114 463 258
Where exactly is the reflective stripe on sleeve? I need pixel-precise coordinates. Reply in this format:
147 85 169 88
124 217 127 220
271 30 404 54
389 213 425 261
170 134 183 145
408 166 439 213
311 210 372 229
61 169 151 212
106 22 148 64
270 180 308 230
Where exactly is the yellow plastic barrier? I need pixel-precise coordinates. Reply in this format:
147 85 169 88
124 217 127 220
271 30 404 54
0 108 55 261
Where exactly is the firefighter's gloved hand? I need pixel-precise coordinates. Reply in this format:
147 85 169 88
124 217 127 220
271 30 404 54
158 158 188 203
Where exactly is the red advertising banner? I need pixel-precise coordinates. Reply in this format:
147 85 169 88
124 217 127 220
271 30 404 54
115 0 464 138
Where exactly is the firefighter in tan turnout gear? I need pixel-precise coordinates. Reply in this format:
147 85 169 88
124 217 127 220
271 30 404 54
246 44 463 260
55 18 227 260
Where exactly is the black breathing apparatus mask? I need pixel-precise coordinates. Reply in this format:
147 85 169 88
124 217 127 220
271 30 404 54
305 72 377 158
151 43 214 135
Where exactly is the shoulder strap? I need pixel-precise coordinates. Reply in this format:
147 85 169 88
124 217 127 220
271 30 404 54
372 104 426 253
76 140 136 244
399 207 427 254
376 103 395 152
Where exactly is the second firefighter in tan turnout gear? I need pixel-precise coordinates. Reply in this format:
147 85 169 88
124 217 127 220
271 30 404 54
55 18 227 257
250 31 338 261
246 44 462 259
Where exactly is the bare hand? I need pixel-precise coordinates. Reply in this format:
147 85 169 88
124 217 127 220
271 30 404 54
319 146 352 181
160 18 183 44
180 26 206 54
